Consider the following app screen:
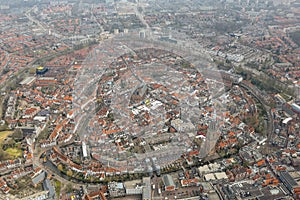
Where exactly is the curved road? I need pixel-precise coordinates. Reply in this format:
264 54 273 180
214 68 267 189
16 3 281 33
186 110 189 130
239 82 274 141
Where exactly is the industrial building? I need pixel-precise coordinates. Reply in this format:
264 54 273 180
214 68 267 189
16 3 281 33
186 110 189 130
162 175 176 191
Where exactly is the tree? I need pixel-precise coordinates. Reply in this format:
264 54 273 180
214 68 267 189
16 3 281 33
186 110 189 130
37 126 49 141
12 129 23 140
66 183 73 193
0 150 9 160
57 164 63 171
67 169 73 177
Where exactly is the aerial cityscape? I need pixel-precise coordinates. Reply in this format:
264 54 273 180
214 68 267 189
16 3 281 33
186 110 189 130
0 0 299 200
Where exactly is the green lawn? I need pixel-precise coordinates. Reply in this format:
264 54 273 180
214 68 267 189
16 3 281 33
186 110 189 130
0 131 13 144
0 131 21 160
54 180 61 199
5 148 23 159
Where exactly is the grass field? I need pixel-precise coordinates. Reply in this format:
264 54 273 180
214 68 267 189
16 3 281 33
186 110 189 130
5 148 23 158
0 131 23 160
54 180 61 199
0 131 13 144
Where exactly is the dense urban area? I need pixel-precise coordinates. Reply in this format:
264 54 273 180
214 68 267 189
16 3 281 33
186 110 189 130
0 0 300 200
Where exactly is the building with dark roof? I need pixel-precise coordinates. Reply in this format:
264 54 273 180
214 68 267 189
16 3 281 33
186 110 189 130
142 177 151 200
20 127 36 137
38 110 51 116
32 171 46 187
279 171 298 191
43 179 55 200
36 66 48 75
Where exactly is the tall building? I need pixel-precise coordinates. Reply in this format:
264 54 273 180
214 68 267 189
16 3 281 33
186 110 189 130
200 118 219 158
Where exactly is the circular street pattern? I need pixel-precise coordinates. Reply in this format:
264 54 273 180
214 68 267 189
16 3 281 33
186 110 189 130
73 31 226 173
